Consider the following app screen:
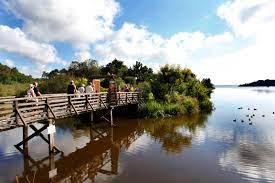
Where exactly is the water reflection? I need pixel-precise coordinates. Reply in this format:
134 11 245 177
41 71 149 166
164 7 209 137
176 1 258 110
141 115 209 154
8 114 209 183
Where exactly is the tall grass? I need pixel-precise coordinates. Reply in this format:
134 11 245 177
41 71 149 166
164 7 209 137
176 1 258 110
0 83 29 97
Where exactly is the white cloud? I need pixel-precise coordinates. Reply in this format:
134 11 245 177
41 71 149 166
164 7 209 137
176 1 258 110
217 0 275 39
74 50 91 61
0 25 61 64
95 0 275 84
3 0 120 56
2 59 15 68
94 23 234 77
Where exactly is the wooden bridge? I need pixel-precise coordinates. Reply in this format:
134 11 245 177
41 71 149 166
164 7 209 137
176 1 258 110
0 92 142 155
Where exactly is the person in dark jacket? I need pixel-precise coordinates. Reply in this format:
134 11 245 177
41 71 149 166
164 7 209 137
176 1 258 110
67 80 76 94
33 81 42 96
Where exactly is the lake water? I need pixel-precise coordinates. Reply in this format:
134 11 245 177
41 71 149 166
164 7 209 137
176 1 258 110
1 87 275 183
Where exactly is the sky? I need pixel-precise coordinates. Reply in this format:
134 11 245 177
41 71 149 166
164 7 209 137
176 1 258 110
0 0 275 85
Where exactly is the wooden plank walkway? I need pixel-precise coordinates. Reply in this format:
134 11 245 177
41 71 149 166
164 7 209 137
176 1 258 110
0 92 141 131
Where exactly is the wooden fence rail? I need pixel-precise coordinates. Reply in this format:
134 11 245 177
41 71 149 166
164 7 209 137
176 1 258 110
0 92 141 131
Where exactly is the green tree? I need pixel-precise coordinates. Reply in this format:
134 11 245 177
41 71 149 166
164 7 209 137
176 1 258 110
128 61 153 82
100 59 128 77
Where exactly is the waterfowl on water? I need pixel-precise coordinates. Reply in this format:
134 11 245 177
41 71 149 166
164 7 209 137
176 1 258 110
238 107 243 109
233 119 237 122
253 114 255 117
254 108 257 110
249 118 251 121
246 115 249 117
241 120 244 123
249 122 253 125
248 108 250 110
273 112 275 114
262 115 265 117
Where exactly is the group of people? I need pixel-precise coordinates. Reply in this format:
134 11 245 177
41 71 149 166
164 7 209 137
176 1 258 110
67 80 95 95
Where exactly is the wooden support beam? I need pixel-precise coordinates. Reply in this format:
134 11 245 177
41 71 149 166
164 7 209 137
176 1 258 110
29 125 61 153
15 124 48 147
46 98 56 119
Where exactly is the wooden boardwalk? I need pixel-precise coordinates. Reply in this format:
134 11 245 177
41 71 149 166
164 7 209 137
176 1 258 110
0 92 141 131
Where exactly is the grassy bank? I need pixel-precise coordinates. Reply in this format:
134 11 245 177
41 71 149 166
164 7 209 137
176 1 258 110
139 97 213 118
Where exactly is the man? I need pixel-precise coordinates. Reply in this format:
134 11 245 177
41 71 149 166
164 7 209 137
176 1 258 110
67 80 76 94
33 81 42 96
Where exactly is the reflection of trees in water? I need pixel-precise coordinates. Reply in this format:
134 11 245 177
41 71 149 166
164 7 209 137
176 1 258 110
141 114 210 154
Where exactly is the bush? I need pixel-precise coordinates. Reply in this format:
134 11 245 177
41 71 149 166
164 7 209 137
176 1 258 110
164 103 181 116
137 81 151 100
0 83 29 97
200 98 213 112
139 101 165 118
182 96 199 114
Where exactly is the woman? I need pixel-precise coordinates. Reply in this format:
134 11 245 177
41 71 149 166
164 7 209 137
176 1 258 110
26 84 38 102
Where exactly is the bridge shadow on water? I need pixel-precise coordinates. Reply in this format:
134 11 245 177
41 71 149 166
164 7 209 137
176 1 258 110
12 112 210 183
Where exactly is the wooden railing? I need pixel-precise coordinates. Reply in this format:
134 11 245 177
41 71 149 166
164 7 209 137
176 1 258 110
0 92 141 131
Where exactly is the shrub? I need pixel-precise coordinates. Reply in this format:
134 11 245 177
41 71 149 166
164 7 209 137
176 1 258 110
182 97 199 114
200 98 213 112
139 101 165 118
0 83 29 97
164 103 181 116
137 81 151 100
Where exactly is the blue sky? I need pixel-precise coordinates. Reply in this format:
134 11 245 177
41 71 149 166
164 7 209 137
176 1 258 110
0 0 275 84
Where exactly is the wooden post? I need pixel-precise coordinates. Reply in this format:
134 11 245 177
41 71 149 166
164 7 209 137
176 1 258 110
68 95 72 114
47 120 55 154
110 107 113 126
22 125 28 155
126 93 128 104
90 111 94 122
14 100 19 124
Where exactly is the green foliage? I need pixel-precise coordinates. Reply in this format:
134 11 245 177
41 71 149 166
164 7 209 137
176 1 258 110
0 63 33 84
182 96 199 114
139 101 165 118
201 78 215 96
101 59 128 77
40 74 71 93
199 98 213 112
124 76 136 85
128 61 153 82
163 103 181 116
115 77 126 91
0 83 29 97
136 81 151 99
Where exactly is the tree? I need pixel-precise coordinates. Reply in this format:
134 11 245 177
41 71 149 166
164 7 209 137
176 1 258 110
128 61 153 82
101 58 128 77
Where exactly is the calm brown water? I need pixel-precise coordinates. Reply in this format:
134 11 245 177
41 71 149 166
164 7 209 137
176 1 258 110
1 87 275 183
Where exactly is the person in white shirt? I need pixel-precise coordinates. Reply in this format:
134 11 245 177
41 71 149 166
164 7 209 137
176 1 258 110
85 82 94 93
78 84 85 94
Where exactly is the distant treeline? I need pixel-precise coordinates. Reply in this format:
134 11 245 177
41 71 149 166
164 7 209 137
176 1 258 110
0 63 33 84
239 80 275 87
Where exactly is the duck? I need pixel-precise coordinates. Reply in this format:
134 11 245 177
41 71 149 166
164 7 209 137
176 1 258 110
246 115 249 117
248 108 250 110
238 107 243 110
262 115 265 117
233 119 237 122
254 108 257 111
249 118 251 121
273 112 275 114
241 120 244 123
249 122 253 125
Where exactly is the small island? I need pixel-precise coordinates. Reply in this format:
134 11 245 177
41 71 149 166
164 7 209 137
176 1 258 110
239 79 275 87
